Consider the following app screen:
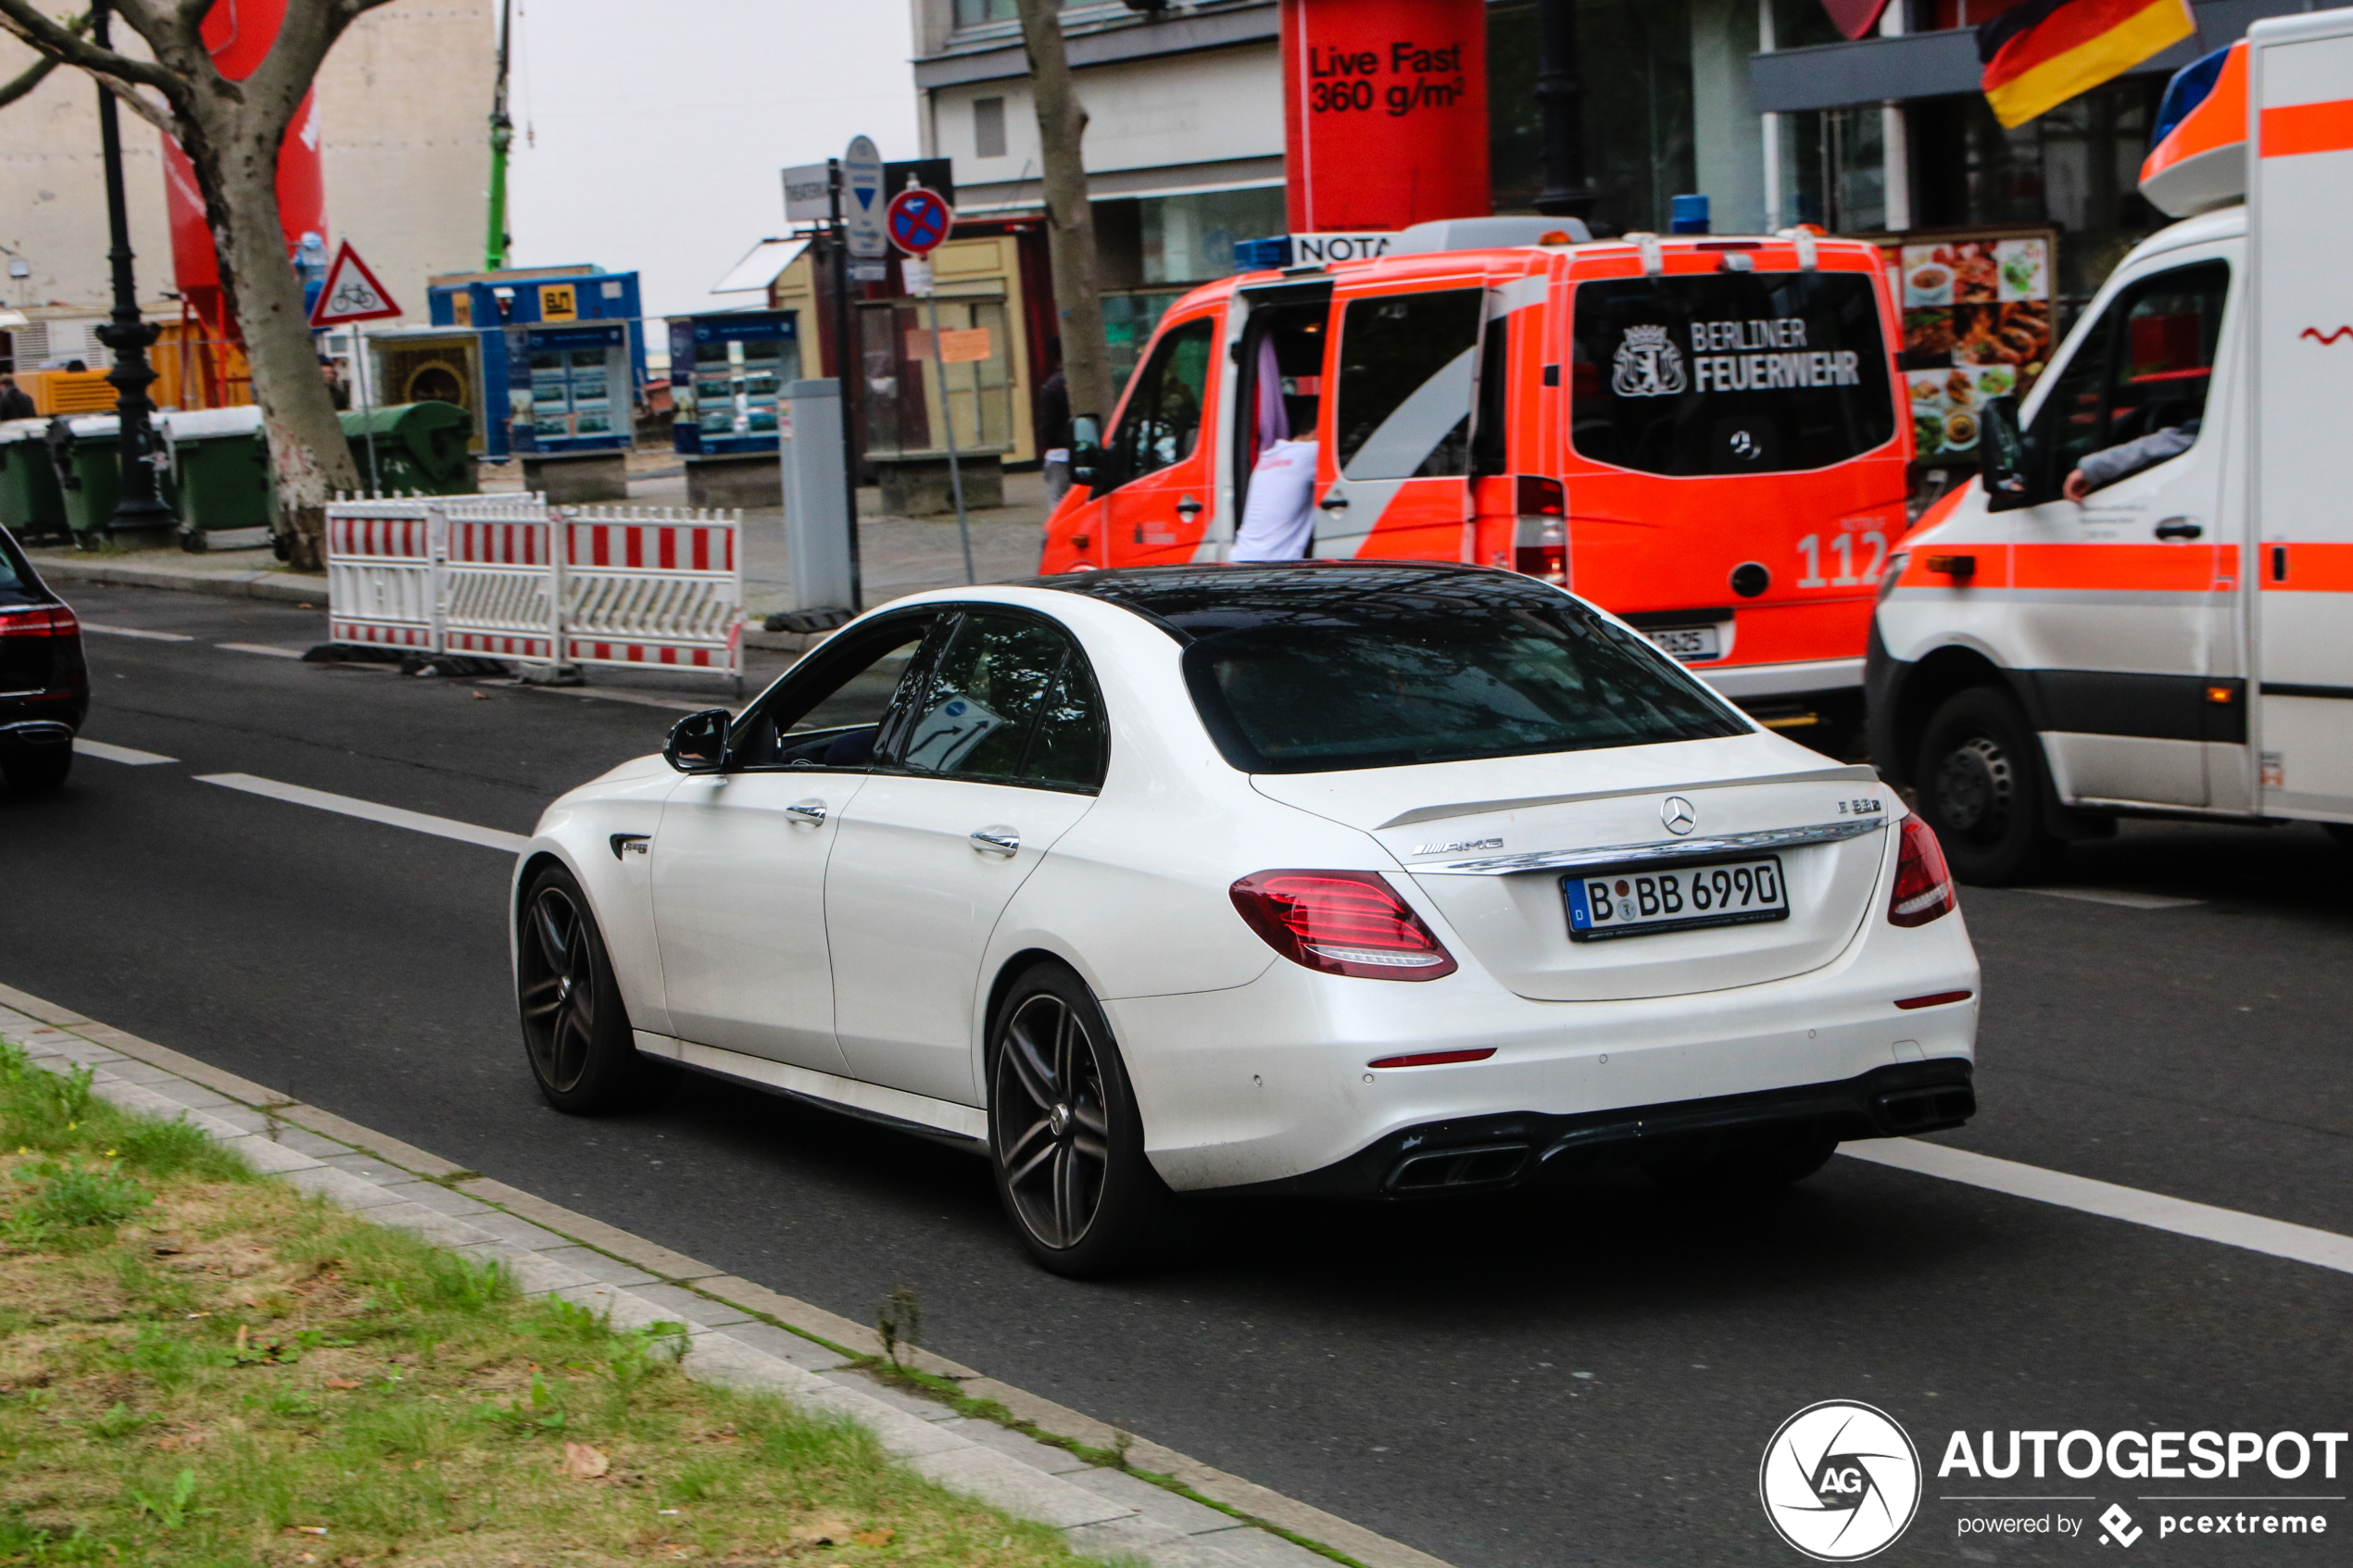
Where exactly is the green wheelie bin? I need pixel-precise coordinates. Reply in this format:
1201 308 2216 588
340 400 478 496
0 419 68 542
160 406 271 544
53 415 127 548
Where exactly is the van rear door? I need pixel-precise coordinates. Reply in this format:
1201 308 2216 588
2249 14 2353 822
1311 271 1486 561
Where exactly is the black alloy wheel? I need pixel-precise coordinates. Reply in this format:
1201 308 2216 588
516 864 668 1113
988 964 1193 1276
1914 685 2067 885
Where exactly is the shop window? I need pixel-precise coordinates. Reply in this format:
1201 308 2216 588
857 296 1017 459
1102 292 1185 391
1485 0 1696 231
1333 290 1484 480
1140 188 1286 286
974 97 1007 159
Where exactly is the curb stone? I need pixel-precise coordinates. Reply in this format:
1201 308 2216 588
0 982 1453 1568
26 552 327 605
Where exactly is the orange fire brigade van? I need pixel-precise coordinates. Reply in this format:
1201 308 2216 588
1042 216 1914 736
1868 10 2353 884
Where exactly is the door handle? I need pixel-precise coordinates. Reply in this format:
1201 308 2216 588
970 825 1020 857
1318 493 1349 510
1176 495 1202 518
2155 518 2203 541
785 799 827 825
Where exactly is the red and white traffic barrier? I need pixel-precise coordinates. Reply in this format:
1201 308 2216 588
325 495 746 687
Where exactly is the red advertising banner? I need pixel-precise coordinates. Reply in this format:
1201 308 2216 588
1281 0 1491 234
162 0 328 343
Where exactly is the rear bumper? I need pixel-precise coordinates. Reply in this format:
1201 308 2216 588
1222 1059 1974 1198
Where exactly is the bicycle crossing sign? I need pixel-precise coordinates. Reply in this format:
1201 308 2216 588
308 241 403 328
886 185 954 258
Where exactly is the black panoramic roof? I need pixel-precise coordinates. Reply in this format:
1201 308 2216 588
1027 561 1568 643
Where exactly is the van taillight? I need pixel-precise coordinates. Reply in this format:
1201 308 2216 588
1888 816 1957 927
0 606 76 638
1230 871 1458 982
1515 475 1565 517
1511 477 1569 584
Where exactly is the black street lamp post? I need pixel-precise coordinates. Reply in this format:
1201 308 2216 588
89 0 176 546
1535 0 1597 224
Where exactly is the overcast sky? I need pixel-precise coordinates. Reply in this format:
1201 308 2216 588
504 0 921 321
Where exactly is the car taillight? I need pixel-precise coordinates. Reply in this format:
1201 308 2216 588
1888 815 1957 927
1230 871 1458 982
0 605 76 638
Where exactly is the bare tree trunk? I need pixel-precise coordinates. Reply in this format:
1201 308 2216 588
183 107 356 573
1013 0 1113 426
0 0 375 575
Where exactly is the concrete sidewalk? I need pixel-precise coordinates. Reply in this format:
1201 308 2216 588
23 458 1057 627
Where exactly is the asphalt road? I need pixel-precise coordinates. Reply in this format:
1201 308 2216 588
9 583 2351 1567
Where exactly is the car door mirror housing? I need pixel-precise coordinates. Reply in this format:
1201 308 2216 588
665 708 732 773
1979 395 2034 513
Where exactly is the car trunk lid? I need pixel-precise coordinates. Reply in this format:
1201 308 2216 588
1252 734 1893 1001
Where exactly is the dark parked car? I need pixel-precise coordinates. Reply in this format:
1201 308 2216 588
0 524 86 792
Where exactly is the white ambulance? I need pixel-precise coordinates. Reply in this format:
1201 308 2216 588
1867 7 2353 884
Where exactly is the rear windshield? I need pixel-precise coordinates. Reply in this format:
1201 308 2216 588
1177 580 1746 773
1570 271 1894 477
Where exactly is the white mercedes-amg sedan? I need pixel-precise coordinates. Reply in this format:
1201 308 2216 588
511 563 1978 1274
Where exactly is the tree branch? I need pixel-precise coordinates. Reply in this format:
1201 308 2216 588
99 64 169 131
0 47 58 106
0 0 184 102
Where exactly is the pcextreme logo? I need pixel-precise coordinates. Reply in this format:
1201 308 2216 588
1760 1400 1923 1561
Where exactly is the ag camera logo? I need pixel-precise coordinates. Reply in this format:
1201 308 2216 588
1760 1400 1922 1561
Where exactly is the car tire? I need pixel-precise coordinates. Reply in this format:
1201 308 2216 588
1647 1129 1839 1197
1914 685 2068 885
988 962 1190 1278
516 863 673 1114
1 743 72 795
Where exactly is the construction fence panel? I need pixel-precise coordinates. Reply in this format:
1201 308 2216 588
324 495 745 684
557 507 745 678
441 495 560 665
324 498 439 651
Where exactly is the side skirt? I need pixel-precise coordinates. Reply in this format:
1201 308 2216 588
634 1031 988 1152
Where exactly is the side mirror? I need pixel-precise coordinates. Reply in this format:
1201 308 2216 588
1979 395 2033 513
664 708 731 773
1069 414 1103 488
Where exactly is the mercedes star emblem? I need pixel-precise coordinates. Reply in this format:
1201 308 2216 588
1661 796 1697 835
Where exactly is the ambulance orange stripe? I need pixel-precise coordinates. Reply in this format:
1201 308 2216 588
2261 542 2353 592
2011 543 2234 593
2261 99 2353 158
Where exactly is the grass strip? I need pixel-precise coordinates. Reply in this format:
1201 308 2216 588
0 1039 1102 1568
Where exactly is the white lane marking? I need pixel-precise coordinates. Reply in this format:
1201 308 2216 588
216 642 306 659
79 623 195 643
193 772 531 854
2016 886 2203 910
1845 1138 2353 1276
72 738 179 766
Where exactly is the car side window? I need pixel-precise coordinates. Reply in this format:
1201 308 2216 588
1107 317 1215 488
892 611 1106 791
2031 259 2227 484
727 614 937 771
1333 288 1484 480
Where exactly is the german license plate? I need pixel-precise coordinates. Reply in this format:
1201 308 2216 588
1563 857 1789 942
1643 623 1721 661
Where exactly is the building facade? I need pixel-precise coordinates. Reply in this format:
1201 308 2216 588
905 0 2309 458
0 3 494 392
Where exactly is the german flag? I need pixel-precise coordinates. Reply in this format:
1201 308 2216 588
1979 0 2196 129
